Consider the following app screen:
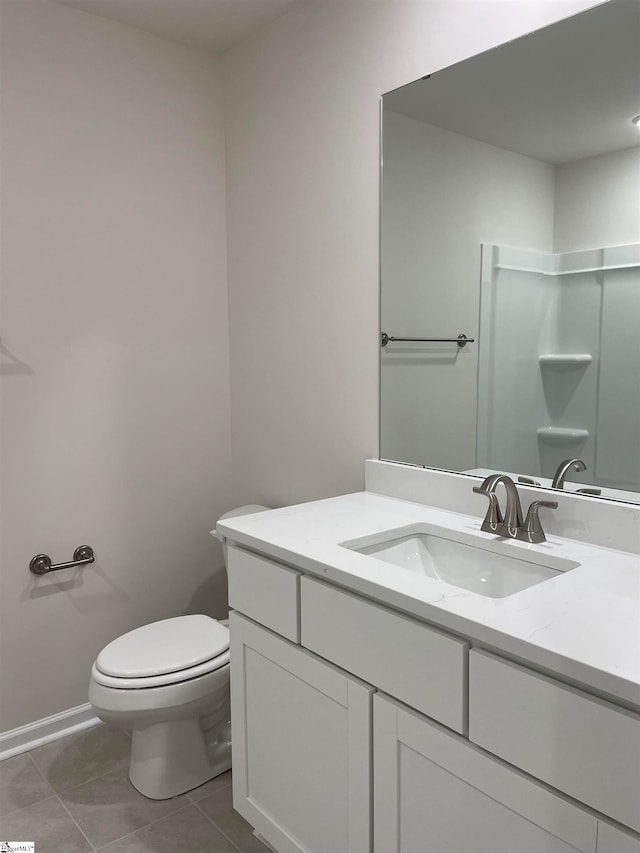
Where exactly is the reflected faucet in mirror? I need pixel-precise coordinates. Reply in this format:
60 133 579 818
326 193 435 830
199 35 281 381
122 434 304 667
551 459 586 490
474 475 558 544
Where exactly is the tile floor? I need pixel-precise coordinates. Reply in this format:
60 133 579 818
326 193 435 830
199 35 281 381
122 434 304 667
0 724 270 852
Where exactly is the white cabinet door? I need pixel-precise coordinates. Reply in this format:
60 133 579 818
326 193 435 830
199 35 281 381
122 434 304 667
230 611 373 853
374 694 598 853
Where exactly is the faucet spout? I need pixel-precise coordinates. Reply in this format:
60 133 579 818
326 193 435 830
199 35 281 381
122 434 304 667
551 458 586 489
473 474 523 538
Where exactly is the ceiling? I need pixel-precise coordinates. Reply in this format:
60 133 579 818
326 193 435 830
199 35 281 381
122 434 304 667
52 0 309 54
384 0 640 165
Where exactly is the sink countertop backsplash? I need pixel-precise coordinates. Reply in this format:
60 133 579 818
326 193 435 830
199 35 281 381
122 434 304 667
217 462 640 710
366 460 640 554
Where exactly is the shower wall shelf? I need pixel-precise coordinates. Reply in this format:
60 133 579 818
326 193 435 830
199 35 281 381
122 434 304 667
538 354 592 370
537 427 589 445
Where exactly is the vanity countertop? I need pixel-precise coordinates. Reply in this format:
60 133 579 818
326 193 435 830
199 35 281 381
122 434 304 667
216 491 640 708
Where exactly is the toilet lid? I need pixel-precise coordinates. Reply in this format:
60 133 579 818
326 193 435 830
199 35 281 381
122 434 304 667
91 649 229 689
96 615 229 679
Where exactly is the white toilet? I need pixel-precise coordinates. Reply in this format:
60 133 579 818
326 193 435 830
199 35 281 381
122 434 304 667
88 504 269 800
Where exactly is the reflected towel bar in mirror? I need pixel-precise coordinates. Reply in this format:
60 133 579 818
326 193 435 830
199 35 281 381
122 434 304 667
381 332 474 348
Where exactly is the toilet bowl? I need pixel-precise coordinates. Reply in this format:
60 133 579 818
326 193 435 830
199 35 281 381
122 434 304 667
88 504 270 800
89 615 231 800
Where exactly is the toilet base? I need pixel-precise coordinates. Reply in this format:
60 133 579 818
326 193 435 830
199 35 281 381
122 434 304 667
129 717 231 800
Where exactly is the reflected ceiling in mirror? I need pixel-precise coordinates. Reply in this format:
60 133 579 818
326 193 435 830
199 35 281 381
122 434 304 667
380 0 640 504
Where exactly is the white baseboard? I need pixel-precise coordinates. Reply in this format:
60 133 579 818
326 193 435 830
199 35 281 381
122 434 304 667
0 703 101 761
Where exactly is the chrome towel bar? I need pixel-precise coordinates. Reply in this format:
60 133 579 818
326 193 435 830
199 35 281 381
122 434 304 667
30 545 95 575
381 332 474 348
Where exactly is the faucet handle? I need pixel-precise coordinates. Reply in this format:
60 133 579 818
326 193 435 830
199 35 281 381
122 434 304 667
518 475 541 486
473 486 504 534
518 500 558 544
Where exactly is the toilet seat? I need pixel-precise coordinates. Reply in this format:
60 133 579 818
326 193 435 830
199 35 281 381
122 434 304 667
93 615 230 689
91 649 230 689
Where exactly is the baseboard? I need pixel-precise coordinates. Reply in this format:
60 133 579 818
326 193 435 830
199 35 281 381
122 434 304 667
0 703 101 761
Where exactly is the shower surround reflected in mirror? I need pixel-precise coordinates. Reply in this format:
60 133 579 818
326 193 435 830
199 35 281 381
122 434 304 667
380 0 640 503
477 243 640 501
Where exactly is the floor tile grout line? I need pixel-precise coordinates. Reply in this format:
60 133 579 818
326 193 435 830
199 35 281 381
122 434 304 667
57 784 192 851
2 781 253 853
28 728 131 797
186 779 232 804
191 799 246 853
29 754 132 799
0 752 54 820
25 750 55 793
90 801 209 852
54 793 96 851
0 752 57 818
2 725 138 849
0 792 60 822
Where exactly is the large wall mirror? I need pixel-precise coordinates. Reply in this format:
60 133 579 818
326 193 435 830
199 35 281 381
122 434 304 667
380 0 640 503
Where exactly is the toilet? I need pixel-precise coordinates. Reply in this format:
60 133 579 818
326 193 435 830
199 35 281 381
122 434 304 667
88 504 269 800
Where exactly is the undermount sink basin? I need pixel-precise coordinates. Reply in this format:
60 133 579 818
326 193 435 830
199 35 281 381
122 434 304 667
343 524 580 599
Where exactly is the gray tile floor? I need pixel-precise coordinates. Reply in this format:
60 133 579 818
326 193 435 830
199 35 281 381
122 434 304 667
0 724 270 852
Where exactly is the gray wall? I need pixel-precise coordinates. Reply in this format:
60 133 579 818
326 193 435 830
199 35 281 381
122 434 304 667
380 111 555 469
0 0 232 731
554 147 640 252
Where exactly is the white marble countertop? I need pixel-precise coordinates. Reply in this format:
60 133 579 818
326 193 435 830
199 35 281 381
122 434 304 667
216 491 640 709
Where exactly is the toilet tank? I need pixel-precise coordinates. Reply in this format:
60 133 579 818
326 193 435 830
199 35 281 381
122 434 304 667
215 505 271 563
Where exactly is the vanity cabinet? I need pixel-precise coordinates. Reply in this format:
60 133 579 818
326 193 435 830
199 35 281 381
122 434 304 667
226 544 640 853
229 611 373 853
373 693 597 853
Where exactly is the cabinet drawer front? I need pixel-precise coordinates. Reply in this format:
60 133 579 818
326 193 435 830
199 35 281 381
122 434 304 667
301 576 468 732
469 649 640 832
227 545 300 642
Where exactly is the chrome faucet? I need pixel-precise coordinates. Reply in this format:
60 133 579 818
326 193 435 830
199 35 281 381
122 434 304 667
473 474 523 537
473 474 557 543
551 458 586 489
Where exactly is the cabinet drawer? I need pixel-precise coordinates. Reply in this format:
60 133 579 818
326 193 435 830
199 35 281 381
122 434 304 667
301 576 468 732
469 649 640 832
227 545 300 642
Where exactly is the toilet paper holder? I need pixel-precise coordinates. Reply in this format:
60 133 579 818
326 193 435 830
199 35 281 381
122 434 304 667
30 545 95 575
